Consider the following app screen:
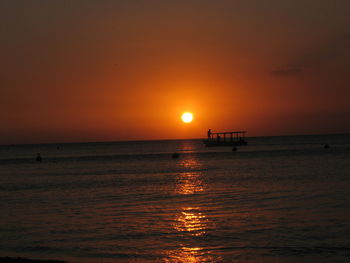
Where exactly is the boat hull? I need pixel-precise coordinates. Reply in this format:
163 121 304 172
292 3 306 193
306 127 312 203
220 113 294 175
203 140 247 147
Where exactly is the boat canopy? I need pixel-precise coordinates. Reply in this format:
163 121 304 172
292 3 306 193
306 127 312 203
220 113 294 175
204 130 247 147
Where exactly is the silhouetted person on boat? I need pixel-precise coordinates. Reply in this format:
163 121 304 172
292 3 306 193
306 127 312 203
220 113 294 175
36 153 42 162
217 135 221 142
207 129 212 139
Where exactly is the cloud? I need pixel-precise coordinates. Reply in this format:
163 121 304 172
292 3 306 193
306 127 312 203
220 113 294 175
271 32 350 77
270 66 304 77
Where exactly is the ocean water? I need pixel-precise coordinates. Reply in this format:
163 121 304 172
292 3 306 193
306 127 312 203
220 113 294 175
0 134 350 262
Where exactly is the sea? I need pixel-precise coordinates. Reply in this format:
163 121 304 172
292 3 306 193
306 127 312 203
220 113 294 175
0 134 350 263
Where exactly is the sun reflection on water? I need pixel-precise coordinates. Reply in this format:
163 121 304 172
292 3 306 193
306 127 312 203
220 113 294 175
179 157 201 169
164 153 219 262
164 246 215 263
176 172 204 195
175 156 204 195
174 207 208 236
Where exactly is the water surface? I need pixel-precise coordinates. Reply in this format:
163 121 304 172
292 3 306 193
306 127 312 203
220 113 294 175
0 135 350 262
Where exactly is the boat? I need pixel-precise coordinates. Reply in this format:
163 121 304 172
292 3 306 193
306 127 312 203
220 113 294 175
203 130 247 147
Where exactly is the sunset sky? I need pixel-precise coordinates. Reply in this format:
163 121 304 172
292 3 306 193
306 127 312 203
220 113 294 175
1 0 349 144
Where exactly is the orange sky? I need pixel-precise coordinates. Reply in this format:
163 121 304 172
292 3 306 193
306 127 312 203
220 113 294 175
1 1 350 144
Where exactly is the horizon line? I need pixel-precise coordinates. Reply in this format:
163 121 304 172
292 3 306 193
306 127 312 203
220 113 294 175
1 132 349 147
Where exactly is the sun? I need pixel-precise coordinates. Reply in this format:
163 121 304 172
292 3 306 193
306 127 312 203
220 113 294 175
181 112 193 123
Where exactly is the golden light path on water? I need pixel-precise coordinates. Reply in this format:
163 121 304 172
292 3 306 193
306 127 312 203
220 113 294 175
175 172 204 195
164 246 215 263
174 207 207 236
165 144 218 262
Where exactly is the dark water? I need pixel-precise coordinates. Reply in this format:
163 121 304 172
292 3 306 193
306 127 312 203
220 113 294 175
0 134 350 262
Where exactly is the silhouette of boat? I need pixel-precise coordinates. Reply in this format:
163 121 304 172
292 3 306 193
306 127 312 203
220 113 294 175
204 130 247 147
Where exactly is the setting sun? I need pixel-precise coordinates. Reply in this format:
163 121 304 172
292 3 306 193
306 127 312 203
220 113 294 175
181 112 193 123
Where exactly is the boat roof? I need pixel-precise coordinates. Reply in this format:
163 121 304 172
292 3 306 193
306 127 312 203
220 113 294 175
211 131 246 135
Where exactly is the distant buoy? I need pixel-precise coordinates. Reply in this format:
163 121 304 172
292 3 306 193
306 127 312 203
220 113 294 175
172 153 179 159
36 153 42 162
